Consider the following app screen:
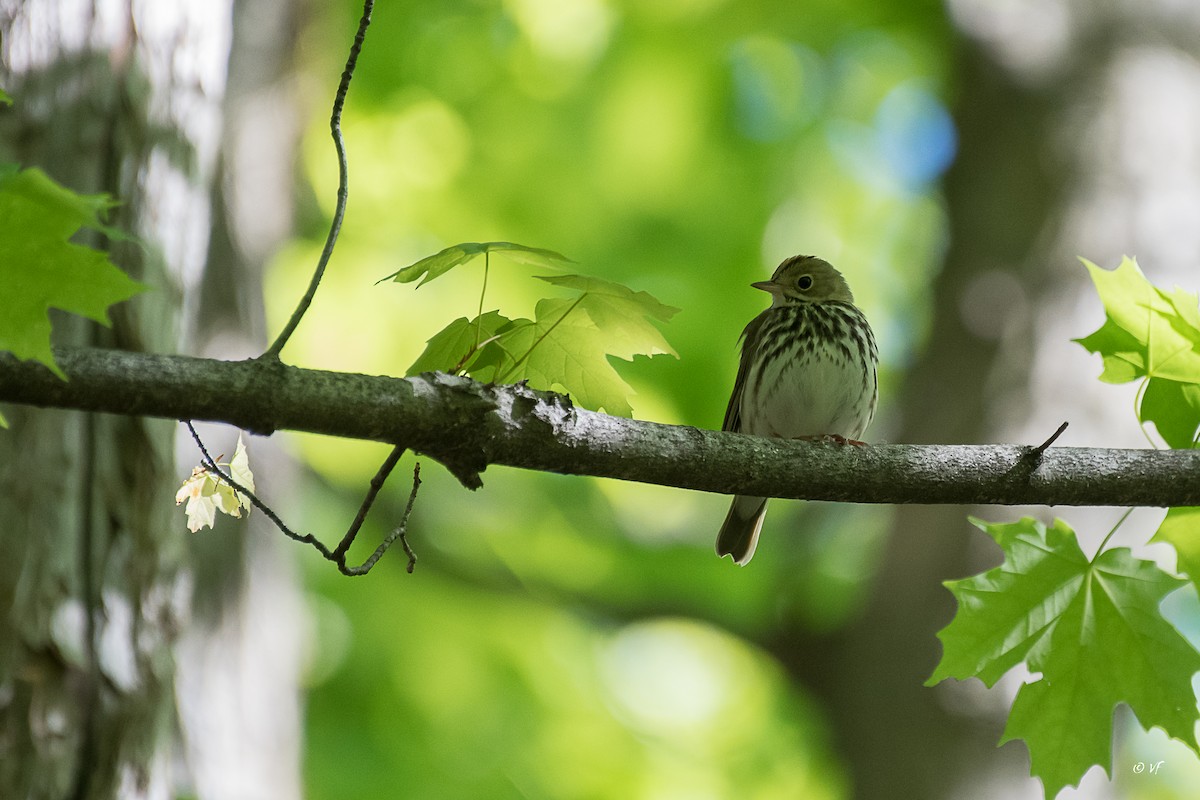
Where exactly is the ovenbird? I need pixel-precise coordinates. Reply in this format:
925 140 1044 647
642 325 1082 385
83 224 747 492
716 255 878 565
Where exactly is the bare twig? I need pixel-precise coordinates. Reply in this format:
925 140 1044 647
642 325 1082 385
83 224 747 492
398 464 422 573
1029 421 1070 459
184 2 412 573
345 464 422 575
263 0 374 360
184 422 418 575
333 444 404 559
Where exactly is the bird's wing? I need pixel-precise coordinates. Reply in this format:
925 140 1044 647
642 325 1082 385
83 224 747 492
721 309 769 433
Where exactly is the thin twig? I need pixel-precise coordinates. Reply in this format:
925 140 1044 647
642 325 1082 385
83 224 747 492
184 422 418 575
399 465 421 572
333 444 404 559
262 0 374 360
1028 421 1070 460
344 464 422 575
185 421 335 558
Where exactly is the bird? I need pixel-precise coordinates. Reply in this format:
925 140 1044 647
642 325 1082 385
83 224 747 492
716 255 878 565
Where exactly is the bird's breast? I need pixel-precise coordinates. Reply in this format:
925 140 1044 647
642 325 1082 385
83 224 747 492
739 303 877 440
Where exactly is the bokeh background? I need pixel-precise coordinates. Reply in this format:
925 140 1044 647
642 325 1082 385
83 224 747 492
192 0 1200 798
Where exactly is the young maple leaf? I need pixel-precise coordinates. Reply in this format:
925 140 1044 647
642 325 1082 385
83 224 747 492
470 275 679 416
384 242 678 416
379 240 573 286
472 298 633 414
1075 256 1200 448
927 517 1200 798
0 166 144 378
1153 506 1200 597
406 310 511 376
175 435 255 533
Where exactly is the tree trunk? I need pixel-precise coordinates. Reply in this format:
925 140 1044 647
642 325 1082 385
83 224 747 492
0 3 231 797
771 26 1067 800
173 0 307 797
778 3 1200 796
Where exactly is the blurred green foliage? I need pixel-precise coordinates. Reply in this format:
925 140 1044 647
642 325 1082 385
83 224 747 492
268 0 954 796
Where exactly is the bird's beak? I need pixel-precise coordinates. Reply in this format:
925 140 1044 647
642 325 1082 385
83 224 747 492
751 279 781 294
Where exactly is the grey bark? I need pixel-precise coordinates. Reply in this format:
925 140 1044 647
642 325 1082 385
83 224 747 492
1 348 1197 509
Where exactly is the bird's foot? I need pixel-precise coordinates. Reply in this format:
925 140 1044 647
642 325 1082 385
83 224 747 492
797 433 868 447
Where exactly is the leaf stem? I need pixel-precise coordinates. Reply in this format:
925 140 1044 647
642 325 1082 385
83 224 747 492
471 251 490 367
1134 377 1159 449
1093 507 1135 561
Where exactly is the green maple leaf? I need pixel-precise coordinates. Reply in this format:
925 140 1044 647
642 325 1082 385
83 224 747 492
534 274 678 360
1140 379 1200 449
471 300 631 415
406 310 511 375
378 241 574 286
0 165 144 379
1074 256 1200 383
465 275 679 416
1074 256 1200 447
1152 507 1200 596
385 240 678 415
487 275 676 417
928 517 1200 798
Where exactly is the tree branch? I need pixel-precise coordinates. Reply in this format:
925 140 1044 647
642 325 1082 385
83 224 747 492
2 347 1198 507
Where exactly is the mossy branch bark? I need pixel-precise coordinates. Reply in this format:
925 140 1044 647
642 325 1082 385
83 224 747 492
2 347 1198 507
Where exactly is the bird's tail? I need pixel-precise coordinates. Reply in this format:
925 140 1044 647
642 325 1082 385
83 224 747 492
715 495 768 565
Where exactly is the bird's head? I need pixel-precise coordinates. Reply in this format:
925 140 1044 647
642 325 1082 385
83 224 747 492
753 255 855 307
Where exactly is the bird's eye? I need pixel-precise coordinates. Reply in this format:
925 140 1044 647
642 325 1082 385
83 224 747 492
797 275 814 291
